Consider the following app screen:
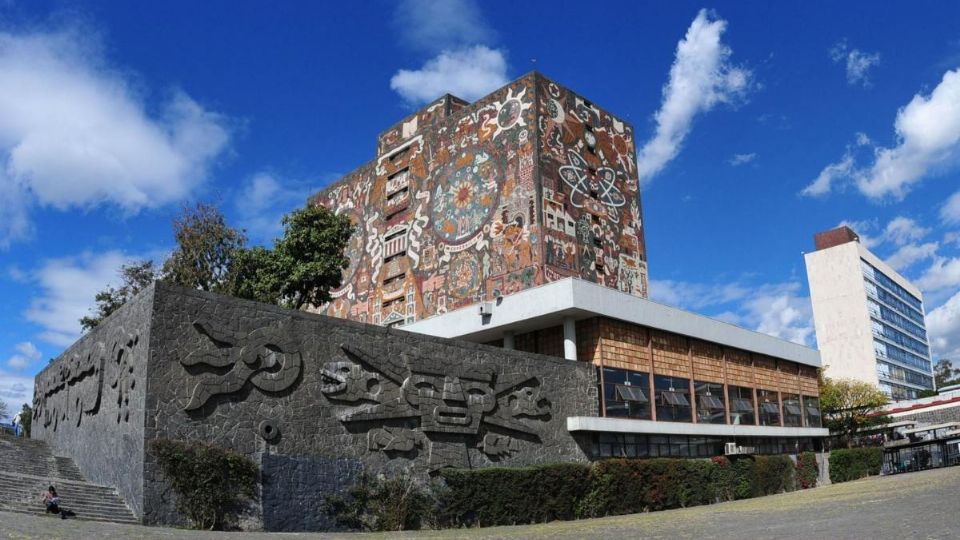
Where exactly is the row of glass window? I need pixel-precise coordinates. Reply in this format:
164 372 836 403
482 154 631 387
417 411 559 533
874 339 932 372
872 319 930 357
879 381 923 401
868 299 928 342
877 360 934 388
861 259 924 312
591 433 822 459
601 368 821 428
864 278 926 325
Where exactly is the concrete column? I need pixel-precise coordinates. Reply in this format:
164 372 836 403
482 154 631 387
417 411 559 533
503 331 515 350
562 316 577 361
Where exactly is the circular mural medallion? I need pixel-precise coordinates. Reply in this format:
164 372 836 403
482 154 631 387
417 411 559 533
431 151 499 243
449 252 480 300
497 99 523 130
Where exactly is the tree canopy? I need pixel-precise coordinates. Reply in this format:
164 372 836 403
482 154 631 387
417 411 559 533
163 202 246 292
819 376 890 448
934 359 959 389
80 260 160 330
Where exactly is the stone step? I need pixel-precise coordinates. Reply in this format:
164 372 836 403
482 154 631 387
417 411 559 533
0 436 139 525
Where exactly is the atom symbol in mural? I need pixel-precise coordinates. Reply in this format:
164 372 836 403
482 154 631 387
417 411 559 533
558 150 625 209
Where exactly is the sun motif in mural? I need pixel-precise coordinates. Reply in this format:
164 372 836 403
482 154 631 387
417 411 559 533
431 151 500 244
491 87 532 140
559 150 625 210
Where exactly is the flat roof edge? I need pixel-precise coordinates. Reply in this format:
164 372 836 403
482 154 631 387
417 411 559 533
567 416 830 438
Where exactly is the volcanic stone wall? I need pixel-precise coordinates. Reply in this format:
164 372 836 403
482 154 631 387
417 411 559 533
31 282 590 530
32 286 153 518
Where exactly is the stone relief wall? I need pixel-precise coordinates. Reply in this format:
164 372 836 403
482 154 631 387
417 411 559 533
313 73 648 328
32 286 153 519
143 283 597 530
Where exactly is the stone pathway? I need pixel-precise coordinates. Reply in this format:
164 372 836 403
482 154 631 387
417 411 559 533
1 466 957 539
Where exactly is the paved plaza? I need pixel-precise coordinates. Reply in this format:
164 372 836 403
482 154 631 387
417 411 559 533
1 466 957 540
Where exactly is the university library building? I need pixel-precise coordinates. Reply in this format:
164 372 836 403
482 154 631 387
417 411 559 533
32 73 826 531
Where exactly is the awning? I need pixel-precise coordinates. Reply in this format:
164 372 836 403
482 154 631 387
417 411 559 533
761 402 780 414
784 403 802 416
699 395 724 410
806 406 821 417
731 398 753 412
615 384 648 403
661 391 690 407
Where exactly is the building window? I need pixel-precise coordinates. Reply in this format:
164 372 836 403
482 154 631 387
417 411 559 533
758 389 780 426
782 393 803 427
602 368 651 419
655 375 691 422
803 396 821 428
694 381 726 424
728 385 755 425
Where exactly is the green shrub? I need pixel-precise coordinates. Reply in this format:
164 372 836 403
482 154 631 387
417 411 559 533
753 455 796 496
149 439 258 530
829 448 883 483
796 452 819 489
731 456 757 500
440 463 590 527
325 471 434 531
708 456 737 502
576 458 719 518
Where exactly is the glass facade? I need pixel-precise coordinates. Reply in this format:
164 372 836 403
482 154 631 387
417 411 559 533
782 393 803 427
591 433 821 459
861 259 933 397
728 385 755 426
803 396 821 428
654 375 692 422
758 389 780 426
602 367 651 419
694 381 726 424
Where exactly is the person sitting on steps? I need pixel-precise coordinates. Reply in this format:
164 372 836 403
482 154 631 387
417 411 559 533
42 486 65 519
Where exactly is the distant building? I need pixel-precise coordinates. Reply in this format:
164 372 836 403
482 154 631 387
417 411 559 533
804 226 935 400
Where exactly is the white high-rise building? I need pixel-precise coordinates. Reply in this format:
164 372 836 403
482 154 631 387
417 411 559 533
804 226 934 401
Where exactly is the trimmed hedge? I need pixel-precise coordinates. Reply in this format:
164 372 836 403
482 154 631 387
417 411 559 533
439 463 590 527
796 452 819 489
829 448 883 483
335 454 820 531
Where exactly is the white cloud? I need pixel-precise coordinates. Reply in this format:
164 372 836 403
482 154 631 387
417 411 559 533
916 255 960 293
234 172 312 243
650 278 813 346
0 26 231 246
856 69 960 200
927 290 960 361
885 241 938 271
390 45 508 104
728 152 756 166
0 370 32 421
802 152 854 197
637 9 752 183
6 341 41 370
882 216 930 246
24 250 135 346
940 191 960 225
393 0 493 53
830 41 881 87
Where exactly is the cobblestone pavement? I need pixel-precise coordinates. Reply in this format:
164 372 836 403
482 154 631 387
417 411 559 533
2 466 957 540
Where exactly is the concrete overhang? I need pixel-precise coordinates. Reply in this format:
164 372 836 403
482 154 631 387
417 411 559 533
404 277 822 368
567 416 830 438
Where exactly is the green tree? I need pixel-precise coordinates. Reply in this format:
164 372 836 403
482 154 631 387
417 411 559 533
19 404 32 437
271 204 353 309
80 260 159 331
820 377 890 448
163 202 246 292
933 359 959 388
225 246 284 304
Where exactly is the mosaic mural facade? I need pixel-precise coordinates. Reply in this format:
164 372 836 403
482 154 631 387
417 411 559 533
313 73 648 326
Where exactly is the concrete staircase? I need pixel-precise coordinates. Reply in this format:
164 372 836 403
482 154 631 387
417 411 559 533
0 434 139 524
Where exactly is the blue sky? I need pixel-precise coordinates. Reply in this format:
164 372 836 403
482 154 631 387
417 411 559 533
2 0 960 415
